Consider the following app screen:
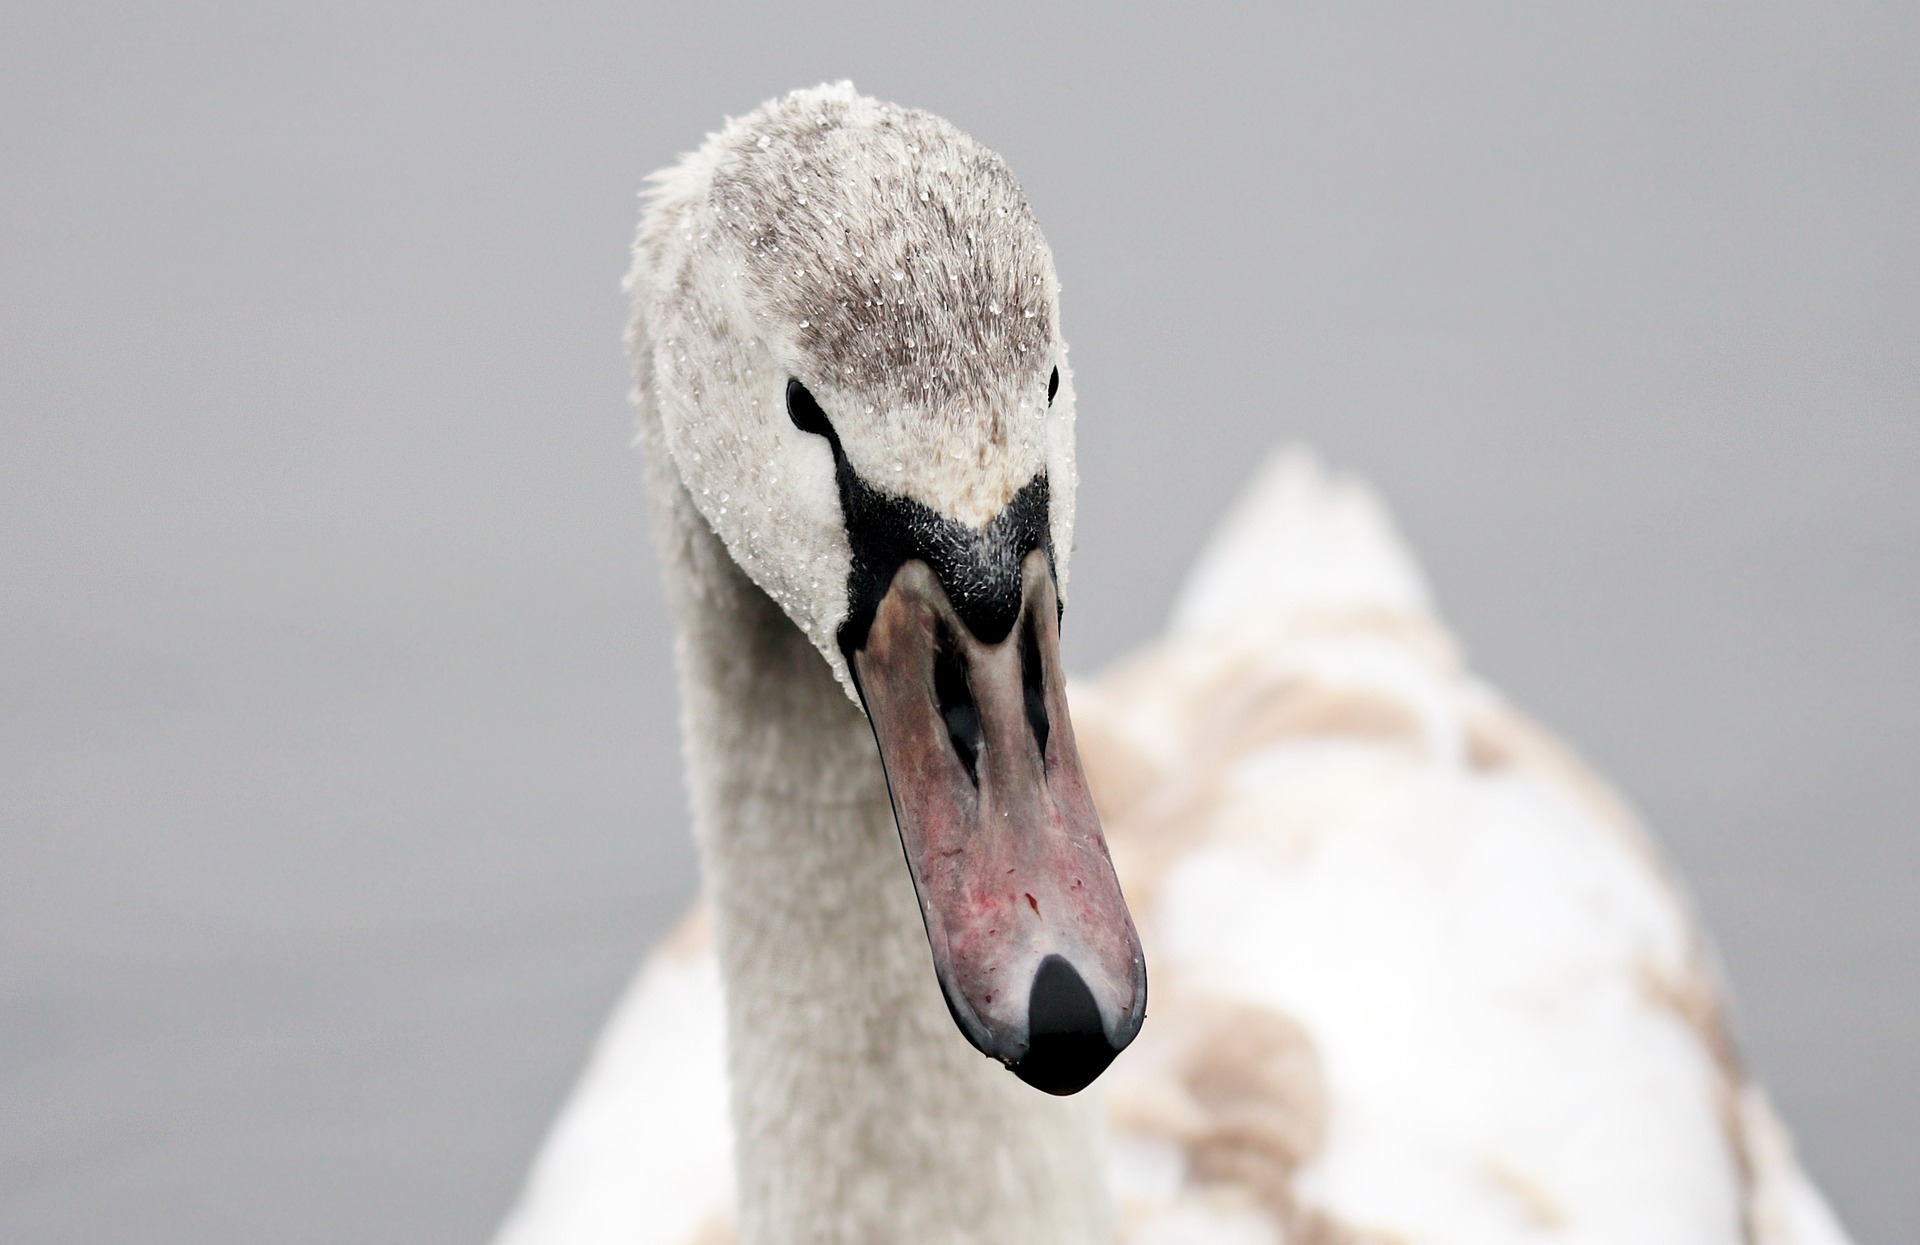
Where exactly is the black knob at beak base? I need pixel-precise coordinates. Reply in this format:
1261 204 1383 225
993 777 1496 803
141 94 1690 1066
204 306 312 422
1010 955 1120 1095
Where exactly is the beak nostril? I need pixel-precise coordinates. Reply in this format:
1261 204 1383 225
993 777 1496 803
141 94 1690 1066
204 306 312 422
933 630 982 783
1021 614 1050 761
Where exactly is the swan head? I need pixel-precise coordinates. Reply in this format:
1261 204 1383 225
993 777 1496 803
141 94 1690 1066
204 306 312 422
631 83 1145 1094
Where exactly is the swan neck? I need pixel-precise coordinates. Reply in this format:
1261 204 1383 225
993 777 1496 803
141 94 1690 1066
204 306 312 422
635 341 1112 1244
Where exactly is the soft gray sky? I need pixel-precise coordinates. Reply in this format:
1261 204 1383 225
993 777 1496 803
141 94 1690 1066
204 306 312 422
2 4 1914 1242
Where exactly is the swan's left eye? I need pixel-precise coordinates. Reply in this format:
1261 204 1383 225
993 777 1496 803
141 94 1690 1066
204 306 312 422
787 378 835 439
1047 367 1059 406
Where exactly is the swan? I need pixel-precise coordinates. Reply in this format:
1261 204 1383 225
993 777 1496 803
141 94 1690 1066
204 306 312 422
494 83 1853 1245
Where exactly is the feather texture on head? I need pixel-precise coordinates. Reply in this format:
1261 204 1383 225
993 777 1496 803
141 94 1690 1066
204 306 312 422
627 81 1078 697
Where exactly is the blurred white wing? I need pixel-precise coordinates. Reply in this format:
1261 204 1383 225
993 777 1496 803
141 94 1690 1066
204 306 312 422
1087 448 1850 1245
493 912 734 1245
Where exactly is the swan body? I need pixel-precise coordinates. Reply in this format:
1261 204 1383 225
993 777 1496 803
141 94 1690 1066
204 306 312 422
496 85 1852 1245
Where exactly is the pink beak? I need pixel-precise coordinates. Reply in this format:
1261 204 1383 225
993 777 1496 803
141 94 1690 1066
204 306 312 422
851 551 1146 1094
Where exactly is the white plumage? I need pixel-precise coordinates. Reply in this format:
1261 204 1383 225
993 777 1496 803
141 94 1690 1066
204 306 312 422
499 448 1848 1245
496 85 1851 1245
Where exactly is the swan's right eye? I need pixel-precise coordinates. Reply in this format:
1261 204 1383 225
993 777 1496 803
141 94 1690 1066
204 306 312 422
786 378 835 439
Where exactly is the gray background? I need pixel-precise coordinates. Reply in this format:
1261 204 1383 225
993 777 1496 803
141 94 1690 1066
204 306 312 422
2 4 1913 1242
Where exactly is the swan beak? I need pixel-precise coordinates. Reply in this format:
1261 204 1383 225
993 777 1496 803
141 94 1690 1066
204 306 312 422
851 551 1147 1095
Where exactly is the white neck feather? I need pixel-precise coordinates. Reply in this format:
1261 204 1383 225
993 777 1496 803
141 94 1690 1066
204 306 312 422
634 335 1112 1245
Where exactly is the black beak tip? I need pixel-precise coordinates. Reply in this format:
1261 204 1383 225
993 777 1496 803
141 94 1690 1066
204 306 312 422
1008 954 1130 1096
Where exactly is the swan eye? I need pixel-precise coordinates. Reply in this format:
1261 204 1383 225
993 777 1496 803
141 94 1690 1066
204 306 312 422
1047 367 1059 406
786 378 835 439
